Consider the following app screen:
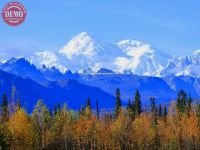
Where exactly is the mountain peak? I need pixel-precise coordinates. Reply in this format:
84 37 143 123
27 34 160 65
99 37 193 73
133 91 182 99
59 32 102 59
77 32 94 38
161 49 200 77
78 67 95 74
78 67 115 74
30 51 67 73
96 68 115 74
117 39 145 48
115 39 171 75
6 57 30 66
192 49 200 56
117 39 152 57
0 57 46 82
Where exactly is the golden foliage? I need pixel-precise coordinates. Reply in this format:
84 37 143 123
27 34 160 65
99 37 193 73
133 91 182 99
8 109 31 150
1 101 200 149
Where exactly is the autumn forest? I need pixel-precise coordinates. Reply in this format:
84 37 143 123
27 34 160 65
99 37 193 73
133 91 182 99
0 89 200 150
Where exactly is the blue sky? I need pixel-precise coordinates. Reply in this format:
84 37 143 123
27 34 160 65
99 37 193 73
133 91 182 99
0 0 200 57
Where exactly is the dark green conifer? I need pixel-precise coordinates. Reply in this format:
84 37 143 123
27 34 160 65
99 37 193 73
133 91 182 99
114 88 122 118
96 99 99 119
158 104 162 117
176 89 187 113
1 94 9 121
187 94 192 117
163 105 167 122
134 90 142 116
86 98 91 109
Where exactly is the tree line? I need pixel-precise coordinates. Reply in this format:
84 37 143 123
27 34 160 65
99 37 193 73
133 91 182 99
0 89 200 149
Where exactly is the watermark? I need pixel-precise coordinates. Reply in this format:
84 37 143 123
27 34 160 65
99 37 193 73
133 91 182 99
1 1 27 26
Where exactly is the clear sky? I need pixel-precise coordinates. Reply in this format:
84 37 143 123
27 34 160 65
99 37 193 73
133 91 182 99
0 0 200 57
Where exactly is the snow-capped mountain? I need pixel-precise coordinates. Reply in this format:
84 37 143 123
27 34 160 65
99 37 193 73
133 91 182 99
163 76 200 97
115 39 172 76
59 32 103 59
57 32 172 76
1 32 200 110
78 67 97 74
96 68 115 74
77 67 115 74
2 32 199 77
59 32 124 71
1 57 200 103
29 51 67 73
18 32 173 76
0 57 47 83
161 49 200 77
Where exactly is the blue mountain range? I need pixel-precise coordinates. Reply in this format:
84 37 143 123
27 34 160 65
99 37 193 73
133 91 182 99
0 57 199 110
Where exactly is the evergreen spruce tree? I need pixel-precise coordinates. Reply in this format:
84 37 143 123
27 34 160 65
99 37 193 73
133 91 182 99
150 97 156 113
79 105 85 116
150 97 157 125
176 89 187 113
158 104 162 117
85 98 92 118
96 99 99 120
154 107 158 125
127 99 135 119
127 99 132 110
134 90 142 116
86 98 91 109
163 105 167 122
49 109 53 117
54 105 57 116
114 88 122 118
132 101 136 119
187 94 192 117
197 104 200 127
58 104 61 115
1 94 9 121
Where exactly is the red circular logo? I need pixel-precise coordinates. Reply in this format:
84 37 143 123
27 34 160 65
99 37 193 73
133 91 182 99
1 2 27 26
